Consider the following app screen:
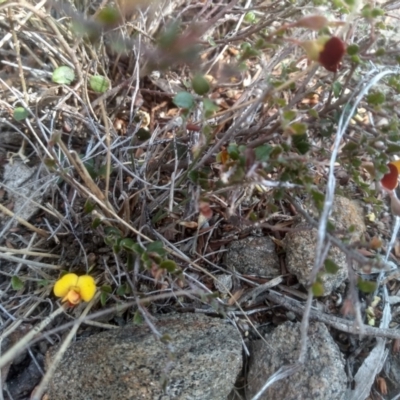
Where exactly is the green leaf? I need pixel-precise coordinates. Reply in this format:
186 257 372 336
157 21 180 49
148 252 163 265
95 6 120 25
324 259 340 274
371 7 384 17
147 241 166 256
117 283 128 296
188 169 210 188
89 75 109 93
312 281 324 297
133 310 143 324
101 285 112 293
332 81 342 97
387 142 400 153
159 259 177 272
327 220 335 232
367 91 385 106
350 54 361 64
255 144 273 161
342 141 359 154
202 98 219 117
82 157 96 178
346 44 359 55
239 43 259 61
136 128 151 141
344 0 356 7
160 334 172 343
244 11 256 23
173 92 195 109
11 276 24 290
100 291 108 306
292 133 310 154
357 278 377 293
92 217 101 229
289 122 307 135
255 38 266 49
270 145 283 158
84 199 96 214
361 5 372 18
52 66 75 85
207 37 216 46
97 164 110 178
104 226 122 237
227 143 240 160
192 74 210 95
13 107 29 121
311 189 325 211
120 238 144 254
309 108 319 118
283 110 297 122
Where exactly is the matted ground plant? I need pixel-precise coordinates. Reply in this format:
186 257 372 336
1 0 400 398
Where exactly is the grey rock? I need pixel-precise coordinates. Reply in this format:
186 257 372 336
285 226 347 295
224 236 280 276
247 322 346 400
330 196 366 241
285 196 366 295
3 161 51 224
214 274 233 294
46 313 242 400
387 351 400 398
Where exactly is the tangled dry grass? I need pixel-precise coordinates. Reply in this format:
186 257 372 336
2 0 400 398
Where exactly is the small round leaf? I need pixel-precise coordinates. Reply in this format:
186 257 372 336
357 278 377 293
244 11 256 23
160 260 177 272
11 276 24 290
192 74 210 95
347 44 359 55
52 66 75 85
89 75 110 93
13 107 29 121
173 91 195 109
312 281 324 297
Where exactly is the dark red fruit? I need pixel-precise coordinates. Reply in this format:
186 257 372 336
319 36 345 72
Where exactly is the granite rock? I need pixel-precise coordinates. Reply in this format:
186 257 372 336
285 196 366 295
46 313 242 400
3 161 51 224
224 236 280 276
247 321 346 400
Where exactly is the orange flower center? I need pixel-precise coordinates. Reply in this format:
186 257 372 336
62 286 81 305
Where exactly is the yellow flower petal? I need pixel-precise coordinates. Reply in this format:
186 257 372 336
54 273 79 298
301 37 327 62
76 275 96 302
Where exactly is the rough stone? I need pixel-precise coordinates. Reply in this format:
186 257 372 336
247 321 346 400
46 313 242 400
285 196 366 295
330 196 366 241
224 236 280 276
3 161 51 224
386 351 400 398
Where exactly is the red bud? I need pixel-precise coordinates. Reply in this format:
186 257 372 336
318 36 345 72
381 163 399 191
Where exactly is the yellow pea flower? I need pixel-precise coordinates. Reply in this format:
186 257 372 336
54 273 96 305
